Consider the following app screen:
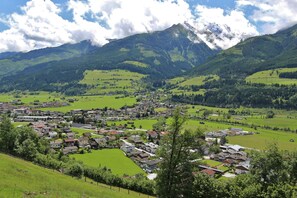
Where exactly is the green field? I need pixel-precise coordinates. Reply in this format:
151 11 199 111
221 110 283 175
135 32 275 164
122 61 149 68
0 92 137 113
227 129 297 151
168 75 219 86
180 75 219 86
201 160 229 172
12 122 29 127
170 88 206 96
72 149 145 176
246 68 297 85
0 154 149 198
108 119 158 130
0 92 62 105
108 116 297 151
70 127 95 135
168 75 218 95
187 105 297 131
80 70 146 94
182 119 297 151
40 95 137 112
202 159 221 167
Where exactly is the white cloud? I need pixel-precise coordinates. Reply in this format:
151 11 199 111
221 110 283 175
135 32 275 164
237 0 297 33
190 5 258 49
0 0 111 52
0 0 194 52
3 0 291 52
79 0 193 38
0 0 75 52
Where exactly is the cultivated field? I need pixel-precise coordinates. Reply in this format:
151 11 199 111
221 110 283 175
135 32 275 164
246 68 297 85
72 149 145 176
0 154 148 198
80 70 146 95
40 95 137 112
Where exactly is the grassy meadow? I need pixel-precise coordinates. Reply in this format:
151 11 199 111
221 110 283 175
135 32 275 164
0 92 62 104
107 119 158 130
72 149 145 176
80 70 146 94
167 75 218 95
0 92 137 113
40 95 137 112
183 119 297 151
246 68 297 85
0 154 150 198
107 116 297 151
187 105 297 131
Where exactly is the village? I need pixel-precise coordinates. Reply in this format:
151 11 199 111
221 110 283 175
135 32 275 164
0 93 255 180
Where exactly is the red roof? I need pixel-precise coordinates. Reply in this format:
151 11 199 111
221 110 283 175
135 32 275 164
200 169 216 176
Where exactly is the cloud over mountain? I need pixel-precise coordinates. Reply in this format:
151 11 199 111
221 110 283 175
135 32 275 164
0 0 295 53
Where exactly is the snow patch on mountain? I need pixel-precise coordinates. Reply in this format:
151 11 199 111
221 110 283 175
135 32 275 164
183 21 256 50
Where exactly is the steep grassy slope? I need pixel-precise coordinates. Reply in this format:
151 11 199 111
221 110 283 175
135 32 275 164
193 24 297 76
0 153 148 198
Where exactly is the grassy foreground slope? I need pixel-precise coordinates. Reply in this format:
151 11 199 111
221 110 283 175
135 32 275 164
72 149 145 176
0 154 147 198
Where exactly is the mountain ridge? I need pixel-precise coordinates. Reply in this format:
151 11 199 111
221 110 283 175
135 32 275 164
0 24 218 93
191 23 297 77
0 40 98 78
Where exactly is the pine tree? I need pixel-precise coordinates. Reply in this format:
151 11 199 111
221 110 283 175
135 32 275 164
156 108 195 198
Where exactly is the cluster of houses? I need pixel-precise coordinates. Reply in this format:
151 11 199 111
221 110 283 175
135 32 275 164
120 131 163 173
198 144 250 178
121 141 161 173
23 120 122 155
205 128 254 141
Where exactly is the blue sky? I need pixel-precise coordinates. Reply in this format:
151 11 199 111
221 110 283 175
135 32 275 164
0 0 241 31
0 0 296 52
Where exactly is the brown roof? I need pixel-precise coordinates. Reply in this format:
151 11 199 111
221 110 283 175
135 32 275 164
201 169 216 176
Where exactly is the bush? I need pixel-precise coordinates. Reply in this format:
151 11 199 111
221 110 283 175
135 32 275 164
65 163 84 178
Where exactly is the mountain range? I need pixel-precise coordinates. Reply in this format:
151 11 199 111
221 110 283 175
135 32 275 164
0 24 217 92
0 22 297 93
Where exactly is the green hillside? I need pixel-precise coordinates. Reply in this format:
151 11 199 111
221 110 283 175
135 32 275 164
193 24 297 76
0 153 149 198
246 68 297 85
79 69 146 94
0 24 217 93
0 40 97 78
168 75 218 95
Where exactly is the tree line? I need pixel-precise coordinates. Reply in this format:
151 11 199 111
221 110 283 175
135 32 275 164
171 78 297 110
279 71 297 79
